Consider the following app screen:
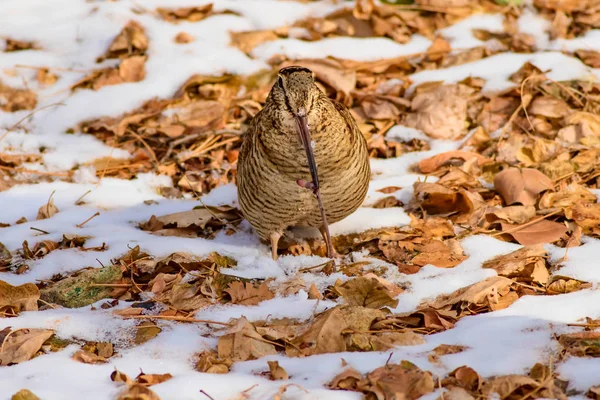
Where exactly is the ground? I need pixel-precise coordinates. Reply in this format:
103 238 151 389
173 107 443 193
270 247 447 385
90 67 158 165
1 0 600 399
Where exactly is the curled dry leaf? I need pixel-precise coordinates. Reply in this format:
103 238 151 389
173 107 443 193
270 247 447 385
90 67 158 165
195 350 232 374
0 327 53 365
428 276 515 310
36 197 58 220
486 205 536 225
105 21 148 59
329 367 363 391
337 276 399 309
559 331 600 357
72 349 108 364
565 202 600 235
267 361 289 380
404 84 474 140
0 280 40 312
494 168 553 206
539 184 597 209
482 245 549 284
481 373 567 400
418 151 489 174
136 372 173 386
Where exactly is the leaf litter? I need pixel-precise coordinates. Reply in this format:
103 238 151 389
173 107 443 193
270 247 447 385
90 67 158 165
1 0 600 399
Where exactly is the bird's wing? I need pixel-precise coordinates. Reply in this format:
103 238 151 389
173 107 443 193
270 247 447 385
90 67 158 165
331 99 365 145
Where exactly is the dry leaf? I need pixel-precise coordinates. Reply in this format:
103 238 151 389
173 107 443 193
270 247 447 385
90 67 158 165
0 328 53 365
428 276 514 310
0 81 37 112
10 389 40 400
218 317 277 361
106 21 148 59
0 280 40 312
501 219 567 246
36 197 58 220
405 84 474 140
528 95 571 118
72 349 107 364
494 168 553 206
482 245 549 284
231 30 278 54
419 151 489 174
287 307 346 357
357 361 435 400
337 276 399 309
116 384 161 400
329 367 363 390
486 205 536 225
136 372 173 386
225 281 275 306
174 32 194 44
267 361 289 380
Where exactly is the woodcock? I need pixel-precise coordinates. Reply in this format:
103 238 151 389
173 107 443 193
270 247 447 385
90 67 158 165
237 66 370 260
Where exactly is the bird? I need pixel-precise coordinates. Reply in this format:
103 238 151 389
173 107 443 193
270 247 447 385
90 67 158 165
237 66 370 260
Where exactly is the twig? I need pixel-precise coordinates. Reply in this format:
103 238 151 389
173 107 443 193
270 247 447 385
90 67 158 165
0 165 72 177
30 227 49 235
298 260 333 272
567 323 600 328
199 390 215 400
74 190 92 205
90 283 135 288
76 212 100 228
121 314 232 326
126 128 159 167
0 102 65 143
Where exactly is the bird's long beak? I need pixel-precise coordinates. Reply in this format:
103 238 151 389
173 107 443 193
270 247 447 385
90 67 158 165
294 110 320 193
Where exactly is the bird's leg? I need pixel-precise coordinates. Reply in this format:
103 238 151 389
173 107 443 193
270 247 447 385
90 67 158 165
318 225 339 259
270 231 281 261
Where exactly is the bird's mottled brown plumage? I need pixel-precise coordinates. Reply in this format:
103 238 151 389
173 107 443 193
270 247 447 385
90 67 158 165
237 66 370 259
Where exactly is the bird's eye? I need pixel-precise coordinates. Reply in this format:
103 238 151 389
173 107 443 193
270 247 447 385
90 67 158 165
277 75 284 87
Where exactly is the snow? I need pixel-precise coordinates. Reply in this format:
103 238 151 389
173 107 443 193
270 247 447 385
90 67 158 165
2 0 600 399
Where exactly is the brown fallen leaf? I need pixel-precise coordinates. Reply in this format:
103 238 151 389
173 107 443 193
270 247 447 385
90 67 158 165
0 327 53 365
482 245 549 284
287 307 346 357
174 32 194 44
481 373 566 400
195 350 232 374
428 276 515 311
419 151 489 174
0 81 37 112
486 205 536 225
575 49 600 68
547 276 591 295
111 369 134 384
218 317 277 361
559 331 600 357
404 84 474 140
135 321 161 345
494 168 553 206
539 184 597 209
337 276 399 309
136 372 173 386
527 95 571 118
36 196 58 220
329 367 363 391
428 344 467 365
140 205 241 236
116 384 161 400
267 361 289 380
442 365 481 393
357 361 435 400
224 281 275 306
500 219 568 246
230 30 279 54
104 21 148 60
0 280 40 312
72 349 107 364
10 389 40 400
